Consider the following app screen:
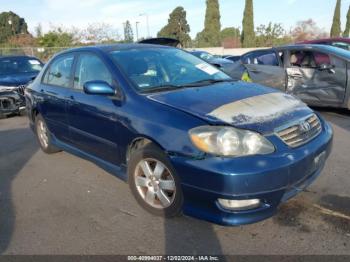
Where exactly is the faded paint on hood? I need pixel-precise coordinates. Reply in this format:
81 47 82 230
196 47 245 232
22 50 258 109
207 92 307 125
148 82 314 134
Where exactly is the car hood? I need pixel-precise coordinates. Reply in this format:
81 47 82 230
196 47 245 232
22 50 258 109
147 82 314 134
0 72 38 86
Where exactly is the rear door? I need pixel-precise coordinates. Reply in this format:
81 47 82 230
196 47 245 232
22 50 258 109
286 49 347 106
242 50 286 90
66 52 121 165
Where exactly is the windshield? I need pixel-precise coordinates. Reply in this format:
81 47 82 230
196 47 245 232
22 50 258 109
110 48 231 92
0 57 43 75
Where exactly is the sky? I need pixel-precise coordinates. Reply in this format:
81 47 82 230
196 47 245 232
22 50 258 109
1 0 350 39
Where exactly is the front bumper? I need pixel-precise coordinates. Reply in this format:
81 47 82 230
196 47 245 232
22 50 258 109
170 118 333 226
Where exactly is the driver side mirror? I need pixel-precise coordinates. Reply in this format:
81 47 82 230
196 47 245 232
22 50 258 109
83 81 115 96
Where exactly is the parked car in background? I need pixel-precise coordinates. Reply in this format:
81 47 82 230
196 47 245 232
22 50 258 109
26 44 332 226
232 44 350 110
139 37 181 48
189 50 237 78
0 55 43 118
298 37 350 50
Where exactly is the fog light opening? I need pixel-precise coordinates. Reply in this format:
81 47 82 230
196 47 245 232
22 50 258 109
218 198 261 211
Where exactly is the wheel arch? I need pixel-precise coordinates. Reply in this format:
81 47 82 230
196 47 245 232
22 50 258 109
126 135 166 164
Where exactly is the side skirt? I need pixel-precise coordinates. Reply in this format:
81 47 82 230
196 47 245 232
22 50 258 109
51 135 128 182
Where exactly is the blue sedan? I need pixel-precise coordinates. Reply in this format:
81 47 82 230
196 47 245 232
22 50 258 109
25 44 333 226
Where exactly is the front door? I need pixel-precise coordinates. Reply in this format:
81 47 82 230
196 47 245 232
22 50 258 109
243 50 286 90
286 50 347 107
66 52 121 165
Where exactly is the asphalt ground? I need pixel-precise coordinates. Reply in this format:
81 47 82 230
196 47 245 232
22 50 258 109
0 108 349 255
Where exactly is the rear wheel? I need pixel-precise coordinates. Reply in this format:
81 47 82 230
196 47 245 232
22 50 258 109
128 143 183 217
35 114 60 154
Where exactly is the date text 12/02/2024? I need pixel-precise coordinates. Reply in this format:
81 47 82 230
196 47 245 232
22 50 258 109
127 256 220 261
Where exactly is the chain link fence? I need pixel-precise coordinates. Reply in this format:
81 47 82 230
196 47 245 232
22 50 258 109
0 47 73 62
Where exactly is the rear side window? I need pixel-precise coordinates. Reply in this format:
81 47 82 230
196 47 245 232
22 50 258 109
43 54 74 87
74 54 112 90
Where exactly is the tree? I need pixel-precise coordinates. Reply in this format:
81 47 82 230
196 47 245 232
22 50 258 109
291 19 328 41
123 20 134 43
0 11 28 43
196 0 221 47
220 27 241 48
35 23 43 38
255 22 291 47
241 0 255 47
157 6 191 47
330 0 341 37
220 27 240 40
344 5 350 37
38 28 74 47
7 34 36 47
81 23 121 43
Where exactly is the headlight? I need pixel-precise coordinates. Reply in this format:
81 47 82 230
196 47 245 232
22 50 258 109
189 126 274 157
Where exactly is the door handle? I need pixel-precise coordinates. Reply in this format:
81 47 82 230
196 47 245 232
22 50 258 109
65 95 75 100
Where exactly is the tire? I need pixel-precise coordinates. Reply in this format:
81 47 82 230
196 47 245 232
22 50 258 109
35 114 60 154
128 143 183 217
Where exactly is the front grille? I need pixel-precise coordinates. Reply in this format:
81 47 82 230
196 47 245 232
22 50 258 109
276 114 322 148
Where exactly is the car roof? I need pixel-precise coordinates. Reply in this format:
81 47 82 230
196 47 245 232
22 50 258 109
57 43 171 55
242 44 350 61
0 55 41 60
276 44 350 59
298 37 350 44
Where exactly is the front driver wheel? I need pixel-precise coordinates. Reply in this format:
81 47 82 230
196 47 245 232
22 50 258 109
128 143 183 217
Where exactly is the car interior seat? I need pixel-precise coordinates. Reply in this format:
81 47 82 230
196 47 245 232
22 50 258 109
290 54 299 67
127 59 157 88
300 53 317 68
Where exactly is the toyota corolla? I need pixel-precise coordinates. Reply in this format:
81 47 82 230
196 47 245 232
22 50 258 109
25 44 333 226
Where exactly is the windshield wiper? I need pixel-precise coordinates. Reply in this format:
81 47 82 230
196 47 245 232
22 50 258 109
181 78 234 87
141 84 183 94
141 79 234 93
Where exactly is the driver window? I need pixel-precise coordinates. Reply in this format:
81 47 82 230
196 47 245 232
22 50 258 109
289 51 343 69
74 54 112 90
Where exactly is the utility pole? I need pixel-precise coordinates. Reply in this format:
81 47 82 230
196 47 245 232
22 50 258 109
135 21 140 41
139 13 150 38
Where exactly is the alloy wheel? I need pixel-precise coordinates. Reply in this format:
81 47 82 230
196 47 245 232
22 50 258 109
134 158 176 209
37 119 49 148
